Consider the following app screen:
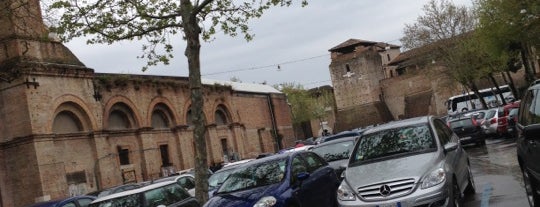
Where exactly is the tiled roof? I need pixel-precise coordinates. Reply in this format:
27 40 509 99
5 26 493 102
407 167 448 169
328 39 378 52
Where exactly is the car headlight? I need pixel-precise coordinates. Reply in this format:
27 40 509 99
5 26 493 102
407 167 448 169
337 182 356 201
421 168 446 189
253 196 277 207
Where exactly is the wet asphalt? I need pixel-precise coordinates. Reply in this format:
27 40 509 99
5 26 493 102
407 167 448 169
463 137 529 207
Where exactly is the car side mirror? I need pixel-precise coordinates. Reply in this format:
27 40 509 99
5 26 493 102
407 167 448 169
444 142 458 152
523 124 540 140
297 172 310 181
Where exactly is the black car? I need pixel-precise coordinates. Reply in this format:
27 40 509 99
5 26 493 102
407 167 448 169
516 83 540 207
310 136 357 180
448 115 486 146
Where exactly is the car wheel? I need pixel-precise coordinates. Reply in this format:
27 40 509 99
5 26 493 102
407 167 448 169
449 179 463 207
465 165 476 195
477 138 486 146
522 167 540 207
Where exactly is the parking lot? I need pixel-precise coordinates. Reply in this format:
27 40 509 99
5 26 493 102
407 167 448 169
463 137 528 206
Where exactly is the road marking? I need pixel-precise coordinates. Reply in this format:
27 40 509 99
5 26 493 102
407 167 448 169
481 182 493 207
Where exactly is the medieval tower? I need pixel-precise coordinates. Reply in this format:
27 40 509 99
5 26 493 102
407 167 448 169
328 39 398 131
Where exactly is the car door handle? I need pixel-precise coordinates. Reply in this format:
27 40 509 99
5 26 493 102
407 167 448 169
529 139 537 147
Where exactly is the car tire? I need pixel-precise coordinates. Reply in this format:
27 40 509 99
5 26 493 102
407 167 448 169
522 167 540 207
449 179 463 207
476 139 486 147
465 165 476 195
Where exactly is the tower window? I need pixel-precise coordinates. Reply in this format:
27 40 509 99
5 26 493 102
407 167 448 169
387 54 391 61
345 64 351 73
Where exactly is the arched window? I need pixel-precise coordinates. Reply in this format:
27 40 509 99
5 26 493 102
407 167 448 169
52 111 83 133
215 105 230 125
109 110 131 129
152 110 170 129
151 103 173 129
108 103 136 130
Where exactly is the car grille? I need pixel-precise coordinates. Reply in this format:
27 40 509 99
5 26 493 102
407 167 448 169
357 178 416 201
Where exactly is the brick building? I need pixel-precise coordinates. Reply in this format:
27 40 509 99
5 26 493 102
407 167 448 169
0 0 293 206
329 38 529 131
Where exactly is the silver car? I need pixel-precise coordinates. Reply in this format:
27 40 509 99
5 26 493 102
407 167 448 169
337 116 475 207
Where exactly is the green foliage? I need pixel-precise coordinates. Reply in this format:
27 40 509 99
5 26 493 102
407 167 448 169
49 0 308 71
475 0 540 50
278 83 334 125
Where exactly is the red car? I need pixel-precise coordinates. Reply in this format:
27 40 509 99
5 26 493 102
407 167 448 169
497 101 520 136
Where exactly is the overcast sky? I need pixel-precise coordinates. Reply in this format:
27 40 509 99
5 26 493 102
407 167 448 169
64 0 473 89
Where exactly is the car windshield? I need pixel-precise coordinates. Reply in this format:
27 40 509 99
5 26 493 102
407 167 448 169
311 140 355 162
208 167 237 190
217 158 286 194
350 124 435 164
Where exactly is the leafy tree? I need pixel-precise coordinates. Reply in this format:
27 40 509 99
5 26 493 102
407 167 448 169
400 0 525 108
277 83 334 138
475 0 540 84
400 0 476 50
48 0 307 203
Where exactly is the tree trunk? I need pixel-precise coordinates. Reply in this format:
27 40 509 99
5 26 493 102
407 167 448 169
504 71 519 98
180 0 209 203
488 73 506 105
470 81 488 110
520 42 536 83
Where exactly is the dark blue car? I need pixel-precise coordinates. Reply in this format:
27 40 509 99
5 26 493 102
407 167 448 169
203 151 339 207
26 195 96 207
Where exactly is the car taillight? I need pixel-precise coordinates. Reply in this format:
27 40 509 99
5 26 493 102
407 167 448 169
472 118 478 126
490 118 496 124
498 117 507 125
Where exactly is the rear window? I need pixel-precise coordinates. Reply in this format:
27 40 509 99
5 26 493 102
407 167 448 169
449 119 473 128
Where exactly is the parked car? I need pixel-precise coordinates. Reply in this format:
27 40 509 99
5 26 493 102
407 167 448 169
516 83 540 207
89 180 200 207
319 130 363 144
338 116 475 207
310 136 357 180
498 101 521 137
86 183 142 198
507 107 519 138
26 195 96 207
153 174 196 197
448 114 486 146
482 108 499 137
204 151 339 207
207 159 254 196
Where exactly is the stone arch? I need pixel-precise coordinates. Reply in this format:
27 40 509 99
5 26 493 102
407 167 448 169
104 96 141 129
150 103 175 129
147 97 178 128
209 101 237 123
184 103 208 126
214 104 232 125
51 102 93 133
51 94 97 132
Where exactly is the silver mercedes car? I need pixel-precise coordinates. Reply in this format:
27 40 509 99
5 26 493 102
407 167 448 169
337 116 475 207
